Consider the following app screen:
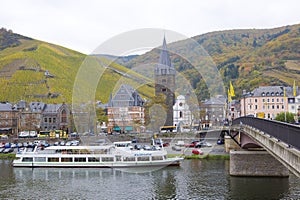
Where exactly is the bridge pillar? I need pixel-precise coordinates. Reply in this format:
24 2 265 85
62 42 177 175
230 150 289 177
224 136 241 152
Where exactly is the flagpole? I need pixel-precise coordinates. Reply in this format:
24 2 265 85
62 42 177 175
284 87 286 122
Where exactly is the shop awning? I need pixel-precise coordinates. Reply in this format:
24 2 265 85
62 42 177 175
125 126 133 131
113 127 121 131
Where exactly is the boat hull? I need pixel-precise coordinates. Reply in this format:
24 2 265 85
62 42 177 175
13 158 183 168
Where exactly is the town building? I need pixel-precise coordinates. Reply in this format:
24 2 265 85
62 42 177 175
0 102 19 135
173 95 193 129
200 96 227 127
154 36 175 126
240 86 298 119
17 101 45 132
40 103 71 132
107 84 145 134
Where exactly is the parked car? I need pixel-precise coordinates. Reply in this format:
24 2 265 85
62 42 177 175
23 142 28 148
151 146 161 151
4 143 11 148
3 148 14 153
143 145 151 150
195 141 212 148
134 144 142 150
217 138 224 145
65 141 72 146
192 149 203 155
162 142 170 147
131 138 138 143
0 134 8 140
54 141 60 146
0 148 5 153
172 146 182 151
18 131 29 138
17 143 23 148
71 140 80 146
185 140 200 148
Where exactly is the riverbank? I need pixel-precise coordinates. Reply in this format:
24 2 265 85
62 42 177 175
168 153 229 160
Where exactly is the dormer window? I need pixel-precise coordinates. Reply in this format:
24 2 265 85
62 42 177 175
271 92 274 96
262 92 265 96
266 92 270 96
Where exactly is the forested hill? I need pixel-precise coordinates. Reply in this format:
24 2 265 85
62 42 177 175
125 23 300 100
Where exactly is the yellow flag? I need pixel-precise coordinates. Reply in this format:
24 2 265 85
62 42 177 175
293 80 297 96
228 89 232 103
230 81 235 97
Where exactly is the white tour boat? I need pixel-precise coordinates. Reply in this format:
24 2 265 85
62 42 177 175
13 141 184 168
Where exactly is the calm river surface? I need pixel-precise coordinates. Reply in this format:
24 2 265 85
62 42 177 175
0 159 299 199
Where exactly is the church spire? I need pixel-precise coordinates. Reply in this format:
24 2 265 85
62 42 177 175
159 35 173 68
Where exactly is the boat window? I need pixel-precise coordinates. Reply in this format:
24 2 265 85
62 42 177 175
74 157 86 162
35 157 46 162
61 158 72 162
102 157 114 162
115 156 122 162
152 156 164 161
123 157 135 162
22 157 33 162
48 157 59 162
88 157 100 162
137 157 150 161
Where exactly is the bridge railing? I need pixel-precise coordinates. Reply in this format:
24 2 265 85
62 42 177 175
232 117 300 150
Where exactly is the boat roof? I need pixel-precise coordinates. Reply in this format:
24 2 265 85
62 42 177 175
44 145 113 150
113 141 132 144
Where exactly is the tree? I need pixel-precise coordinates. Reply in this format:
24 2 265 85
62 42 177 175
275 112 295 123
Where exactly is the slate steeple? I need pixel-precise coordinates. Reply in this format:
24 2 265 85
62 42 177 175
154 35 176 126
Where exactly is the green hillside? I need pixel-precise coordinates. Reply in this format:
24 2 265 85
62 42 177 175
125 24 300 100
0 28 154 104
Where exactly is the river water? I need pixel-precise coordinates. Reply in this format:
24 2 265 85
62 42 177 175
0 159 299 199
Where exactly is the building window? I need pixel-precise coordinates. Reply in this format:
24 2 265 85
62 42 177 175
49 118 52 123
61 110 67 123
272 105 274 109
262 99 265 102
44 118 47 123
255 99 257 103
53 118 56 123
277 105 279 109
282 105 284 109
179 111 183 118
263 105 265 110
255 105 257 110
272 99 274 102
162 88 166 92
267 99 270 102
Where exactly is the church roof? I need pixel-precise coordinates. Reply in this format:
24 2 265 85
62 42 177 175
155 36 175 75
109 84 144 107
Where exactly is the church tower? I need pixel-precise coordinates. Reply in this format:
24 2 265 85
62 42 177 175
154 36 175 126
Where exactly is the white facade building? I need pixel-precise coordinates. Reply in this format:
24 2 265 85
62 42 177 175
173 95 193 129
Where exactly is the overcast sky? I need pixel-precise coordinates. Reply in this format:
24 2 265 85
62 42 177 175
1 0 299 54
